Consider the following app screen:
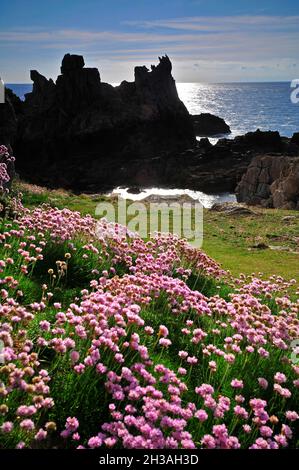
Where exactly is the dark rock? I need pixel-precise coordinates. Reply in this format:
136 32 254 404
192 113 231 136
61 54 85 74
250 242 269 249
127 186 142 194
0 88 20 146
15 53 195 190
291 132 299 146
232 129 283 153
197 138 213 151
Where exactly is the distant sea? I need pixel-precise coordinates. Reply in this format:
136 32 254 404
8 81 299 139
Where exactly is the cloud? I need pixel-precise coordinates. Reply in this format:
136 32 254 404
123 15 299 32
1 15 299 82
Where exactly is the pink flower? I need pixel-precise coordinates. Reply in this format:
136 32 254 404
274 372 287 384
178 350 188 359
104 437 117 447
234 405 248 420
274 434 288 447
65 417 79 432
159 325 169 337
195 384 214 397
202 434 216 449
16 441 26 449
70 350 80 363
88 435 104 448
243 424 251 433
274 383 292 398
20 419 35 432
74 363 85 374
159 338 172 348
258 377 268 390
235 395 245 403
285 410 299 421
195 409 208 422
260 426 273 438
35 429 47 441
1 421 13 433
16 405 36 417
281 424 292 439
39 320 51 331
231 379 244 389
144 326 154 335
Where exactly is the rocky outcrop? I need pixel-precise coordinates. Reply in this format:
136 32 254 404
236 154 299 209
192 113 231 136
291 132 299 146
0 88 20 148
15 54 195 190
231 129 284 153
0 88 22 183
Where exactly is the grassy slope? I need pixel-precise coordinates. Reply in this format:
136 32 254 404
16 181 299 280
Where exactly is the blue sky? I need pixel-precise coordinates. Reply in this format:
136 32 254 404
1 0 299 83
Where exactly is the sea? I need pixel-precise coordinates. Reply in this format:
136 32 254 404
7 81 299 207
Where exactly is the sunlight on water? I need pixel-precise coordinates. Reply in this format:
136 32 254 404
108 187 236 209
177 82 298 139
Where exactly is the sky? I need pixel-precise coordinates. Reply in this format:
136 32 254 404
0 0 299 83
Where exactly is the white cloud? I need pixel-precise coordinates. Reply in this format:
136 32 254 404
1 15 299 82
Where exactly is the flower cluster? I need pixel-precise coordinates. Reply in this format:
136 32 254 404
0 205 298 449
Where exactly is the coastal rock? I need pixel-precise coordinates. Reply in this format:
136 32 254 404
231 129 284 153
0 88 19 146
15 54 195 190
236 154 299 209
192 113 231 136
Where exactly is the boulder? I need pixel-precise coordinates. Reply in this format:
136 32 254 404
192 113 231 136
236 154 299 209
210 202 257 216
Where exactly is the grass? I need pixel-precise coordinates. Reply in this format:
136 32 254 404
16 180 299 281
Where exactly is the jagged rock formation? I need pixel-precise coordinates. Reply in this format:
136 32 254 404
0 88 22 183
236 154 299 209
14 54 195 190
192 113 231 136
0 88 19 148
